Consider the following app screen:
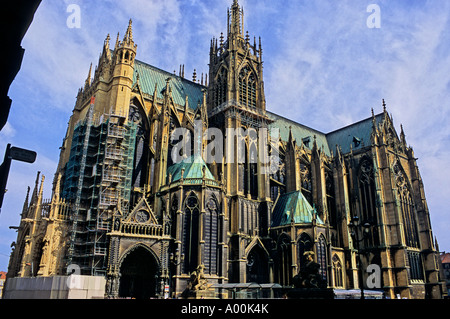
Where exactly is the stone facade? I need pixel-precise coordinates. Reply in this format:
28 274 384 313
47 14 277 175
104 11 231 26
6 0 446 299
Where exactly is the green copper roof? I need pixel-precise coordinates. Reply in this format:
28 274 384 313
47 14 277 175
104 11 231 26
266 112 331 156
271 191 324 227
133 60 205 110
166 154 216 184
266 111 385 157
326 113 384 154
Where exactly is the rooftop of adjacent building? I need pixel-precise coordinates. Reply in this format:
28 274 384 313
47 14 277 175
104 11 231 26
441 252 450 264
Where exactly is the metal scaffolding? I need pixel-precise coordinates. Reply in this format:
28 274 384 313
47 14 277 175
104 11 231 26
63 110 136 276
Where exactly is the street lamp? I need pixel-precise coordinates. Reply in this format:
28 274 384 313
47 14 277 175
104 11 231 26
170 248 185 266
348 215 372 299
169 248 185 298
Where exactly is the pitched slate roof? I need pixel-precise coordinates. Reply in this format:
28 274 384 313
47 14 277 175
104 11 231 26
271 191 324 227
133 59 205 110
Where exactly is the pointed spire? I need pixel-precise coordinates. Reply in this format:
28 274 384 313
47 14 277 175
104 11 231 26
52 173 62 202
123 19 134 44
230 0 243 36
104 33 110 51
30 171 41 205
259 36 263 61
185 95 189 111
21 186 31 218
115 32 120 50
400 124 407 146
435 236 440 252
371 107 377 129
38 174 45 201
153 82 158 98
85 63 92 88
288 126 294 144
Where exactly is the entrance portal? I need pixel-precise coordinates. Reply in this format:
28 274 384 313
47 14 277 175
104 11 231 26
247 246 269 284
119 246 160 299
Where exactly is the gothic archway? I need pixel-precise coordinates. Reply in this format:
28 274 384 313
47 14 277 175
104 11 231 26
246 245 269 284
118 245 160 299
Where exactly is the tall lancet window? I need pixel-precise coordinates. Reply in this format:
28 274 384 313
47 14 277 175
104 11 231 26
182 192 200 274
129 103 147 188
317 235 328 282
358 157 380 246
204 196 220 275
215 68 227 107
239 66 257 108
393 161 420 249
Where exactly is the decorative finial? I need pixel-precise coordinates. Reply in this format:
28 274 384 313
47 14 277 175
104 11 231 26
85 63 92 88
114 32 120 51
124 19 133 43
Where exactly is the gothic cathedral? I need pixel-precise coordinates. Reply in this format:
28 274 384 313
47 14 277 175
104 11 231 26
6 1 446 299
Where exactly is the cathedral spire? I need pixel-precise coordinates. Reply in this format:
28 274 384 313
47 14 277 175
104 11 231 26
84 63 92 89
104 34 110 52
123 19 134 44
229 0 243 36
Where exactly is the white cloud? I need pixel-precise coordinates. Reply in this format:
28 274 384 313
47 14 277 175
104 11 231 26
0 122 16 140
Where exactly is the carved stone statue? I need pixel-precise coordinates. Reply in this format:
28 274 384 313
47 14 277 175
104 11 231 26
188 264 210 291
293 251 326 289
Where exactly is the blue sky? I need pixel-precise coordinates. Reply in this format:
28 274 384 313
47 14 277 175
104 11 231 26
1 0 450 271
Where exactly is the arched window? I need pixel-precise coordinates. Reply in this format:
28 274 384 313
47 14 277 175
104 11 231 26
332 255 344 288
325 167 337 228
401 192 420 248
358 157 380 246
248 131 258 199
277 234 292 286
393 161 420 249
298 233 313 269
170 195 179 238
215 68 227 107
247 246 269 284
129 103 148 188
182 192 200 273
204 196 220 275
248 73 257 108
239 66 257 108
317 235 327 282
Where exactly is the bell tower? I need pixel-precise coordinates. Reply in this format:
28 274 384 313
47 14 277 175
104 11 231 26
208 0 266 113
208 0 273 284
109 19 137 119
